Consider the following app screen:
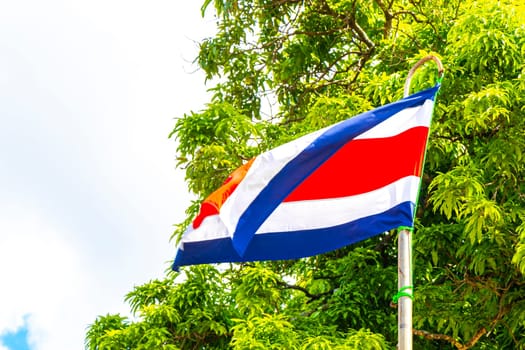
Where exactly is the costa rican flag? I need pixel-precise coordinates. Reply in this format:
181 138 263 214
172 85 440 270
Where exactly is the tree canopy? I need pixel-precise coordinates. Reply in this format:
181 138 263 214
86 0 525 349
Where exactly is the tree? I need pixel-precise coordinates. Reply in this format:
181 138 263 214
86 0 525 349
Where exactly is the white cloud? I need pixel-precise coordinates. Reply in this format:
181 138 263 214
0 0 215 349
0 203 83 349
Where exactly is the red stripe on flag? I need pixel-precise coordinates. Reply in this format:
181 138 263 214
284 126 429 202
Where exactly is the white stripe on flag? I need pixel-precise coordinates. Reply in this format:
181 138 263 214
255 175 420 234
355 100 434 140
181 215 228 243
182 175 420 244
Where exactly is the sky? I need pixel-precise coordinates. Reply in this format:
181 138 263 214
0 1 215 349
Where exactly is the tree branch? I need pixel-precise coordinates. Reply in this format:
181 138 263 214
276 280 332 302
319 0 376 51
374 0 394 38
413 329 464 349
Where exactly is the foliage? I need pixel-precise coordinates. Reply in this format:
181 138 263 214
86 0 525 349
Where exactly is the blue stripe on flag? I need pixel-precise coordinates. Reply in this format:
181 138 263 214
173 201 414 269
232 85 439 256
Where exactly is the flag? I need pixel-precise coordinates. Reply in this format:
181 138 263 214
173 85 440 270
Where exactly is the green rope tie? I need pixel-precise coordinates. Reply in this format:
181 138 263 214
392 285 413 304
393 227 414 305
397 226 414 233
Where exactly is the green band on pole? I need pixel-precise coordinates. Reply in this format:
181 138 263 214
392 285 413 304
397 226 414 233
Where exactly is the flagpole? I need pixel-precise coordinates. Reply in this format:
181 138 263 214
398 55 444 350
398 228 412 350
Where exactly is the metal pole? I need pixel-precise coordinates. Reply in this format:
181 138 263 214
403 55 444 97
399 54 442 350
398 229 412 350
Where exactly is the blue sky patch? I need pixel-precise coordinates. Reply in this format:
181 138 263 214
0 318 31 350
